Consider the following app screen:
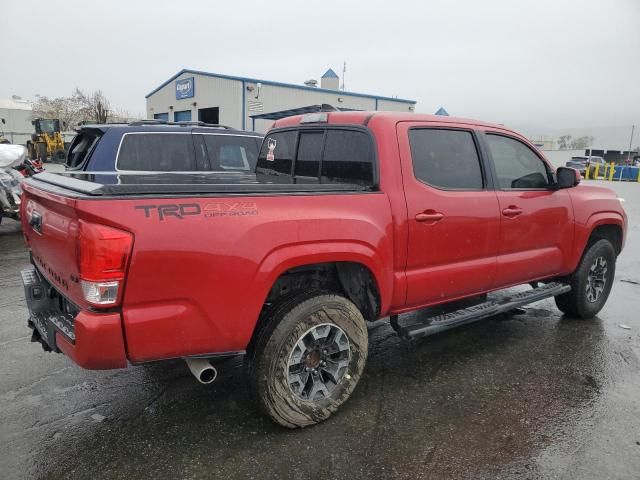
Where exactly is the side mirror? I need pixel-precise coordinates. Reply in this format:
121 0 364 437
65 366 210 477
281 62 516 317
556 166 581 188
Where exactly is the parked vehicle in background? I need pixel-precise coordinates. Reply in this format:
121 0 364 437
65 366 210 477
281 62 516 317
26 118 66 162
20 111 626 428
65 121 263 178
0 144 25 222
565 155 606 176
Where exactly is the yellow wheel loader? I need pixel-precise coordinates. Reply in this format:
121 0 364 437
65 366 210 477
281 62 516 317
26 118 65 162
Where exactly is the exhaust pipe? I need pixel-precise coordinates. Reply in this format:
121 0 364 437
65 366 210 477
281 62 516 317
185 358 217 384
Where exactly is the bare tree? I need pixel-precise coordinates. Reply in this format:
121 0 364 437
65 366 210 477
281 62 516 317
74 89 111 124
32 92 85 129
570 136 595 150
32 88 115 127
557 135 572 150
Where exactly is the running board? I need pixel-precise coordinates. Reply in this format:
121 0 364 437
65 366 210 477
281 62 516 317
391 282 571 340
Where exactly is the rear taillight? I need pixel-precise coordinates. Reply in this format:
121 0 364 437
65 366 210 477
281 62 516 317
77 221 133 306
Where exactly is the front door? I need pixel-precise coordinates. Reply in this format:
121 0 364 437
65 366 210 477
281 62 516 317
482 130 574 288
397 122 501 308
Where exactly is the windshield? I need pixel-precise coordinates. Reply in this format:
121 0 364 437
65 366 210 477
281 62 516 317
37 119 59 134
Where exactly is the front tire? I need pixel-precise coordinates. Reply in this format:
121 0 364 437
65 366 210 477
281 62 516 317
247 292 368 428
555 239 616 319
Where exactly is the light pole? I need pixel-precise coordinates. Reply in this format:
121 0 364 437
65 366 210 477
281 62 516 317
626 125 635 164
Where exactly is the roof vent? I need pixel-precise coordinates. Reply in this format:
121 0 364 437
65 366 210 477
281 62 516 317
304 79 318 88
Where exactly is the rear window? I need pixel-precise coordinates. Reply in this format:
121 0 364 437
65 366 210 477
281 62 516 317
256 128 375 186
256 131 297 177
198 134 260 171
321 130 373 186
66 130 102 169
117 133 195 171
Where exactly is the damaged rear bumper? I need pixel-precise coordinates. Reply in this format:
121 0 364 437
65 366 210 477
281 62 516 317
22 266 127 370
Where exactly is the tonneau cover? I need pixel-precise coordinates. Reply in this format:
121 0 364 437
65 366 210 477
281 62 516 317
27 172 371 196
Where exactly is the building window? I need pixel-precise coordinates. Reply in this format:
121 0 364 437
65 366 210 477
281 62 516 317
153 112 169 121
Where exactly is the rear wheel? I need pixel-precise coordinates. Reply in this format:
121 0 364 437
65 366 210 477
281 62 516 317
555 239 616 319
247 292 368 428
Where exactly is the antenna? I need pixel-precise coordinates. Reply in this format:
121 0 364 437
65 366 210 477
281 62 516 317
341 61 346 91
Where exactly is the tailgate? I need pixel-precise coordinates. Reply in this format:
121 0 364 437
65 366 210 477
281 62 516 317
21 181 86 308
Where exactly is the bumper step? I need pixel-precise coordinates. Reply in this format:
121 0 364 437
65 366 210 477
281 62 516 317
391 282 571 340
22 267 76 352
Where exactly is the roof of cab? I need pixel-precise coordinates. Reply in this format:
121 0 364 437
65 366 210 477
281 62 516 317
273 111 513 133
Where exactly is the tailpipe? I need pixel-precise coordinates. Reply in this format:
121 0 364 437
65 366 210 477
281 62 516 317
185 358 217 384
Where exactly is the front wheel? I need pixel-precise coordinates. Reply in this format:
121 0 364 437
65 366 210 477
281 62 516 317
555 239 616 319
247 292 368 428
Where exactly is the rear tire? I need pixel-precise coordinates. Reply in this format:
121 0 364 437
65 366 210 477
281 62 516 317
247 292 368 428
555 239 616 319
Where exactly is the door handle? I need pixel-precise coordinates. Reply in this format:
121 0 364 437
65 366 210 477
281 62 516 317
415 211 444 223
502 206 523 218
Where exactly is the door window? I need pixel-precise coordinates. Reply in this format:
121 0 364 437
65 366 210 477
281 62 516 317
486 134 552 189
408 129 483 189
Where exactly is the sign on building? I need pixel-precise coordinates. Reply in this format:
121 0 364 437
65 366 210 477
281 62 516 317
175 77 195 100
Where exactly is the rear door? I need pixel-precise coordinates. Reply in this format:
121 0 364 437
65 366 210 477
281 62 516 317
482 130 573 287
397 122 500 308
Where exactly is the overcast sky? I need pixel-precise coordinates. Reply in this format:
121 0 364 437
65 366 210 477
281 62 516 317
1 0 639 131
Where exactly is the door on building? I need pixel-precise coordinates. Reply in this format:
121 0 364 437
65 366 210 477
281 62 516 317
198 107 219 125
153 112 169 121
174 110 192 122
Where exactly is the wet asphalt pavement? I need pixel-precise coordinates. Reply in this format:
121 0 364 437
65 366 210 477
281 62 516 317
1 180 639 480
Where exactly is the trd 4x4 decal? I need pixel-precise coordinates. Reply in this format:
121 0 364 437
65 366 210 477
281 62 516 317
134 202 258 220
204 202 258 217
135 204 201 220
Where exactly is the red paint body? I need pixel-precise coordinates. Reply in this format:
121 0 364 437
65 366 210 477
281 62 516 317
20 112 627 369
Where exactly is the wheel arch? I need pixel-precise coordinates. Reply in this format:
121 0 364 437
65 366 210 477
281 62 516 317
247 241 392 349
567 213 625 273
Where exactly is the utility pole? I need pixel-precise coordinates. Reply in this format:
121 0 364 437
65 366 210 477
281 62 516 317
626 125 635 164
341 61 346 91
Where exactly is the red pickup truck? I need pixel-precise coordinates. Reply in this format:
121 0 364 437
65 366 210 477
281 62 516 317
20 112 626 428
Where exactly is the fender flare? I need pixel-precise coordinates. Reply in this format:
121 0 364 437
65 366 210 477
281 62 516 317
568 211 625 271
254 240 393 317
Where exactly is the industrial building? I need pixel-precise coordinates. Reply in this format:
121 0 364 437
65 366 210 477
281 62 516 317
0 97 33 144
145 68 417 132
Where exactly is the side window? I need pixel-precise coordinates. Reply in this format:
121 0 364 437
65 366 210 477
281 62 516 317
408 129 483 189
256 131 297 176
117 133 195 171
321 130 374 186
486 134 551 189
294 131 323 181
199 134 260 171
